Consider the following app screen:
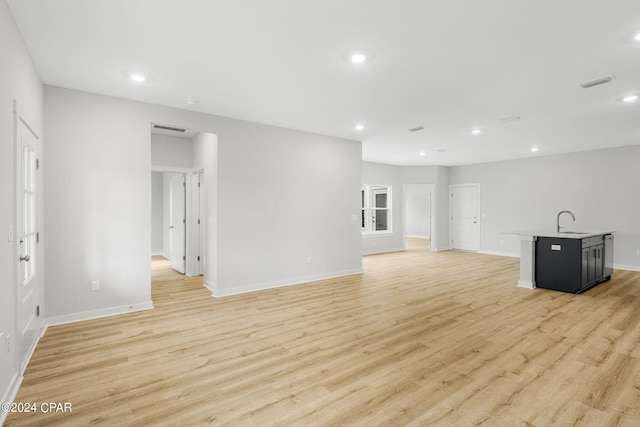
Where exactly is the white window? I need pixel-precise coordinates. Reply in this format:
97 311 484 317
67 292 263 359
362 185 392 233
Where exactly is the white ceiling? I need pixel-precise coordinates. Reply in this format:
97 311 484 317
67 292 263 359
7 0 640 166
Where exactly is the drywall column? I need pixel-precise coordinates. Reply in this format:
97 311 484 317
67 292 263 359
434 166 450 251
192 132 217 292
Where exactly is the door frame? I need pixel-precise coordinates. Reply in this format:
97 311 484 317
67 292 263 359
151 166 202 277
402 184 436 249
13 100 43 373
449 183 481 252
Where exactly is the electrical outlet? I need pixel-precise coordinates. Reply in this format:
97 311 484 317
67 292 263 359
92 280 100 291
306 256 312 264
5 334 10 353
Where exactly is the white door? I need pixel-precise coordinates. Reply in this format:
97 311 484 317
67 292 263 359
16 114 40 370
450 184 480 251
169 174 186 274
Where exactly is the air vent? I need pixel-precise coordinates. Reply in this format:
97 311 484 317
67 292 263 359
408 126 424 132
580 76 613 89
153 124 186 133
498 116 521 124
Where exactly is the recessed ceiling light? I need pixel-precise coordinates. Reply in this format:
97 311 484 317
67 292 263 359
623 95 638 103
635 33 640 41
355 124 364 131
531 147 539 152
419 151 427 156
130 74 146 83
186 99 199 105
471 129 481 135
350 53 367 64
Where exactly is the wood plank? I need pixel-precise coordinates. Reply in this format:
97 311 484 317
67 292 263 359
5 240 640 426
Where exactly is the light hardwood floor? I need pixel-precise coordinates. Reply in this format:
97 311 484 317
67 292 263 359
5 239 640 426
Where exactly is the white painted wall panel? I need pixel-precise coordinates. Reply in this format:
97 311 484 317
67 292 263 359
44 86 362 313
449 146 640 269
151 134 193 168
0 0 43 416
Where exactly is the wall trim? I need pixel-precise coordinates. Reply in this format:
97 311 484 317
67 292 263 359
614 263 640 272
363 247 405 256
479 249 519 258
0 324 47 424
46 301 154 327
212 268 364 298
0 373 22 426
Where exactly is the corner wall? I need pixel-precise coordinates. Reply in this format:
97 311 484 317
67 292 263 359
0 0 43 419
43 86 363 317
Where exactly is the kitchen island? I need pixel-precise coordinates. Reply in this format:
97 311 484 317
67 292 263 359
505 230 614 293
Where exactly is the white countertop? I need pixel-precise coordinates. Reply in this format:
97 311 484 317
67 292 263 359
503 230 615 239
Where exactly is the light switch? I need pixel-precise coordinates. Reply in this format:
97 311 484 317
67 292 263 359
7 225 13 243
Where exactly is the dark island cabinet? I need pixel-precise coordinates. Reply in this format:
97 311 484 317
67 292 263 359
535 234 613 293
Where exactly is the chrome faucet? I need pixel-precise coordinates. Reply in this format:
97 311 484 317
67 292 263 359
557 210 575 233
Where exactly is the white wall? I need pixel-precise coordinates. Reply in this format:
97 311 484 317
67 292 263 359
150 133 193 168
215 121 363 295
449 145 640 269
0 0 43 419
405 186 430 238
44 86 362 312
44 88 154 322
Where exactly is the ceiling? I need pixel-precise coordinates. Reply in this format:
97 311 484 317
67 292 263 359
7 0 640 166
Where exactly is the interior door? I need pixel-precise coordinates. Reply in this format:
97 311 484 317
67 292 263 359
16 114 40 370
169 174 186 274
450 184 479 251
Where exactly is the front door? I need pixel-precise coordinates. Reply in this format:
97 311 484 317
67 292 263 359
169 174 186 274
450 184 480 251
16 113 40 370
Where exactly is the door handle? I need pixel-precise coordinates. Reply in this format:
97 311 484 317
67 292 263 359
169 226 174 229
20 254 30 262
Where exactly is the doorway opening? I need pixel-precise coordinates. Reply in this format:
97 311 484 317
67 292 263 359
404 184 435 253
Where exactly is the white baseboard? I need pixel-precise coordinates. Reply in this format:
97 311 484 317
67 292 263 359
406 235 430 239
614 264 640 272
518 280 536 289
362 247 405 256
211 268 364 298
0 372 22 426
46 301 154 327
151 251 164 256
203 278 215 295
479 249 520 258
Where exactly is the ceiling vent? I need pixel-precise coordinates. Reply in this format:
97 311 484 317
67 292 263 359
153 124 186 133
498 116 521 124
408 126 424 132
580 76 613 89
